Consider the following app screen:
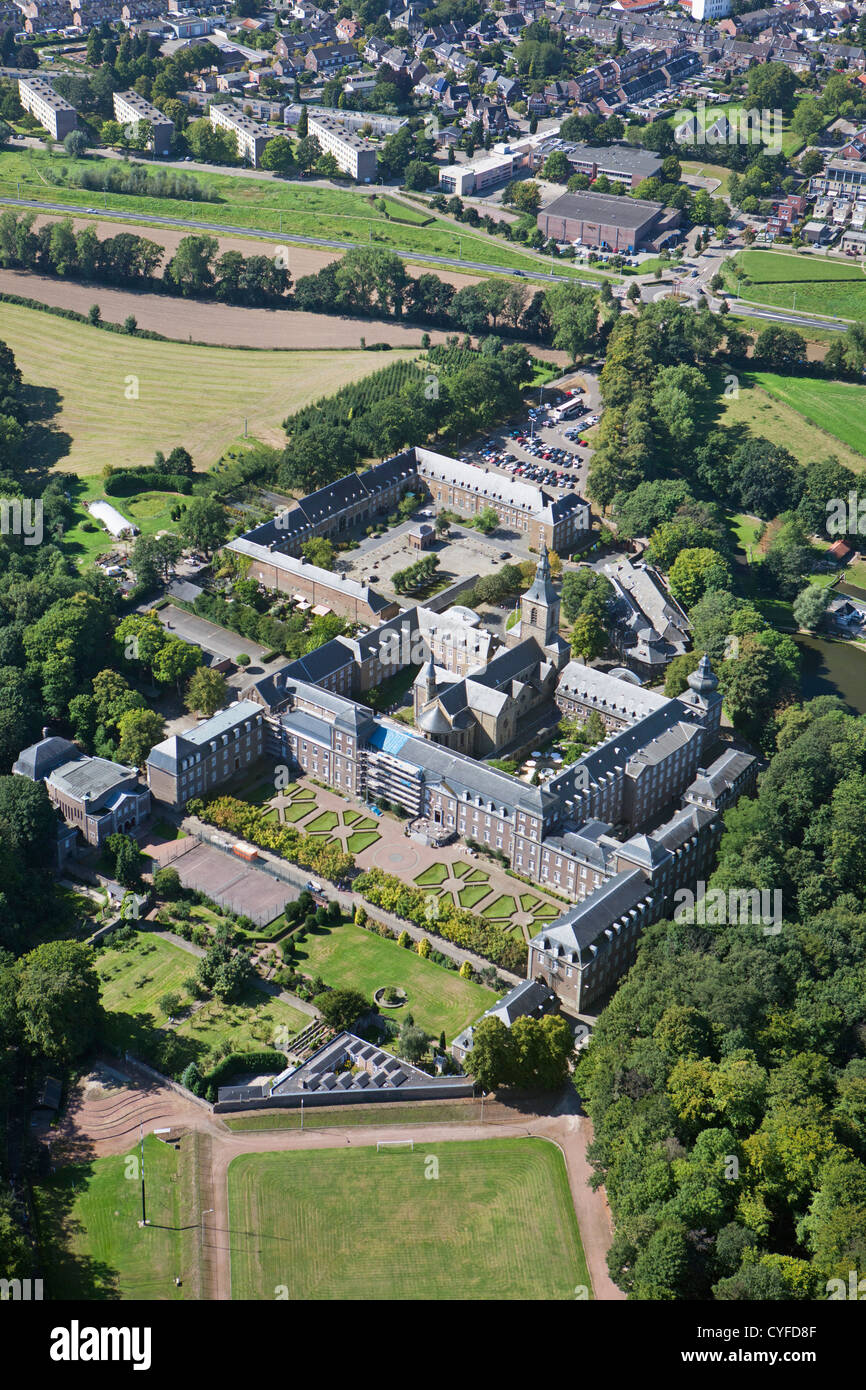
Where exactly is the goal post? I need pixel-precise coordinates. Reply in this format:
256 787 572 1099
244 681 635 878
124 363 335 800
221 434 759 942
376 1139 414 1153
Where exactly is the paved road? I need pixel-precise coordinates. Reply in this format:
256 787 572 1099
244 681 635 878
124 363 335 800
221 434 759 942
0 194 592 285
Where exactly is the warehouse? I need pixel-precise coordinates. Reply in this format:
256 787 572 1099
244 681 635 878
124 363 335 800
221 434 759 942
537 190 680 253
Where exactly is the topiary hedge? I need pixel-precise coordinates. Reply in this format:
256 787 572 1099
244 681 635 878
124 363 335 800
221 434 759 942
201 1049 287 1102
104 471 192 497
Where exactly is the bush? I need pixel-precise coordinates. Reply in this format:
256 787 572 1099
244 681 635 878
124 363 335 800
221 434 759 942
235 653 251 667
201 1049 287 1102
314 986 370 1031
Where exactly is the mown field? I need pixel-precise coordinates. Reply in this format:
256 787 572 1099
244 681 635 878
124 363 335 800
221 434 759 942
33 1134 197 1299
725 249 866 321
0 147 590 279
0 299 418 473
227 1139 591 1300
717 371 866 472
291 918 496 1040
750 371 866 460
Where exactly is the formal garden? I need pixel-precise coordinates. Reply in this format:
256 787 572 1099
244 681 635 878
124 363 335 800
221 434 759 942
412 862 563 941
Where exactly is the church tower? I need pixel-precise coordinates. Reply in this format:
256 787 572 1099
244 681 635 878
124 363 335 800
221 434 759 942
520 545 560 648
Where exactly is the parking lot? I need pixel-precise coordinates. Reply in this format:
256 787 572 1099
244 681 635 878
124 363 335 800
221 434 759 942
458 380 601 499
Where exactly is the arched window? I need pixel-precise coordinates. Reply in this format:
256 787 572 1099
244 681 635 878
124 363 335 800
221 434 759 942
531 607 538 626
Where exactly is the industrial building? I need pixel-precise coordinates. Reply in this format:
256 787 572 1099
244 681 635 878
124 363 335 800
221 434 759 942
537 189 681 253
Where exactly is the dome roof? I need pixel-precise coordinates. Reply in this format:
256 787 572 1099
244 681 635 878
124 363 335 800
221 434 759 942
418 705 451 735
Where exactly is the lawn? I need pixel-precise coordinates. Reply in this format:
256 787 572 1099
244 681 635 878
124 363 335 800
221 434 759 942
750 372 866 461
0 300 420 475
717 374 866 473
724 249 866 322
345 830 381 853
227 1139 591 1300
679 159 732 194
0 148 593 281
304 810 340 833
33 1134 196 1300
414 863 449 887
96 932 308 1063
482 894 518 921
290 918 495 1039
458 884 492 910
223 1099 488 1130
283 798 319 823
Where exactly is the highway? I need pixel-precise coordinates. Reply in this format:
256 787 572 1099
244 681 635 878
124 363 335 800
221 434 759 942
0 194 594 285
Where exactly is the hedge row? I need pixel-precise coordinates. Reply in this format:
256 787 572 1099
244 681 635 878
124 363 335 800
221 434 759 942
104 470 192 497
200 1049 287 1099
355 867 527 975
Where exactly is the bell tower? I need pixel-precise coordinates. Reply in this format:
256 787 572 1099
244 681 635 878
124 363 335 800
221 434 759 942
521 545 560 647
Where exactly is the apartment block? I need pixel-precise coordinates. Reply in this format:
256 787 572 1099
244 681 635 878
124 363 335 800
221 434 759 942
209 102 272 166
146 701 265 808
307 112 378 183
18 76 77 140
113 90 175 155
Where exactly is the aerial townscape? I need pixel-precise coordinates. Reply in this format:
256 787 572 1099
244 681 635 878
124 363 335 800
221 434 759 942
0 0 866 1344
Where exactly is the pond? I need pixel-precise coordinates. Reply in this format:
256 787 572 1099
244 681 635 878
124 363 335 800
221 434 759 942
794 633 866 715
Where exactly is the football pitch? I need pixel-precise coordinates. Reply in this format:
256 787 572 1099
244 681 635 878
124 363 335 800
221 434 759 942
227 1137 591 1300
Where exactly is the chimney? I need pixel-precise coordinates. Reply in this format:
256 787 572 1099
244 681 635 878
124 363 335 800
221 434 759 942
42 726 52 739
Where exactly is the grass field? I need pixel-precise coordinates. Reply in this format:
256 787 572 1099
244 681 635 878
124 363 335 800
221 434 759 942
96 932 309 1062
750 372 866 460
34 1134 195 1299
679 159 732 194
222 1099 491 1130
227 1139 590 1299
725 248 866 322
717 373 866 472
290 918 495 1039
673 104 802 158
0 148 594 281
0 299 419 474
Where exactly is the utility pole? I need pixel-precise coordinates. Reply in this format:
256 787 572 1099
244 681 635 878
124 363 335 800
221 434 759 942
139 1122 146 1226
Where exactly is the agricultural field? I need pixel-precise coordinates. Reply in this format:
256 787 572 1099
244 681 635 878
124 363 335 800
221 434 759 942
96 931 309 1063
33 1134 196 1299
724 249 866 322
0 148 589 281
227 1139 590 1300
289 918 496 1040
717 372 866 473
0 299 419 474
750 372 866 461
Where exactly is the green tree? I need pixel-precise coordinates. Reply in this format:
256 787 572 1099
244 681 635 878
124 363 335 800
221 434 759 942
116 707 165 767
185 665 228 718
570 612 606 663
180 496 229 556
315 986 368 1030
668 548 732 609
16 941 102 1061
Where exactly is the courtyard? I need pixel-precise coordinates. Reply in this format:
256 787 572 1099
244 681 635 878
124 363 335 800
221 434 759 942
236 772 569 943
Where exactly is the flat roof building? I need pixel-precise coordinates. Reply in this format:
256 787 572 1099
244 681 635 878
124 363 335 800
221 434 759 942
18 76 77 140
537 189 679 253
209 102 272 166
307 112 378 183
563 141 662 191
113 90 175 155
439 150 514 196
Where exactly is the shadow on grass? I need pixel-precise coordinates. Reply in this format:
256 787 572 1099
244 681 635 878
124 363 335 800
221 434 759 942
33 1163 122 1300
19 382 72 475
